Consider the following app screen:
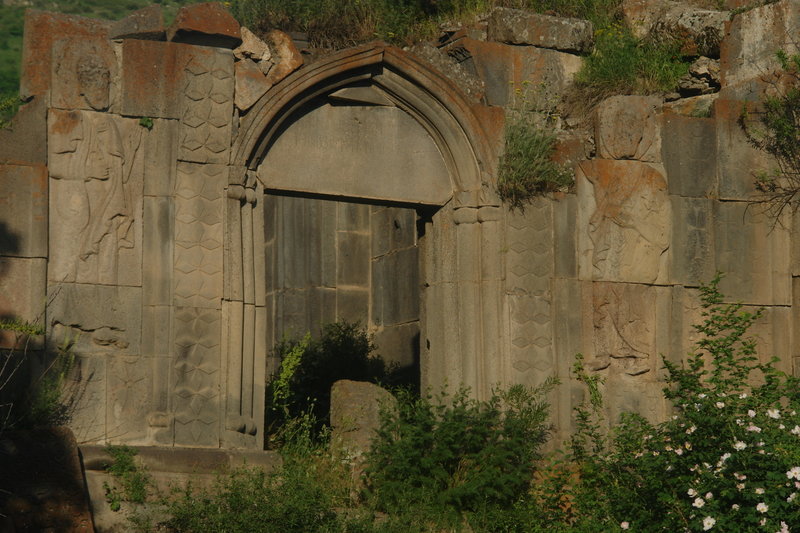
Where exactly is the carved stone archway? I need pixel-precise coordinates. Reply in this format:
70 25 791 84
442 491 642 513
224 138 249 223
223 43 504 447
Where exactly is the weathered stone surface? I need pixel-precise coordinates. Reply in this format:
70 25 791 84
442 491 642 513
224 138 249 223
670 196 714 286
371 206 417 258
373 322 419 369
108 355 152 444
20 10 111 99
715 90 773 200
0 97 47 164
488 7 593 53
121 40 191 119
410 43 485 102
167 2 242 49
372 247 419 326
721 0 800 87
48 284 143 356
174 162 225 309
0 163 47 258
678 56 721 96
595 95 661 162
258 103 451 205
263 30 303 86
110 5 165 40
623 0 726 56
0 428 94 532
336 231 370 287
0 257 46 348
48 110 144 286
714 201 790 305
178 47 234 164
233 26 271 63
577 160 671 284
662 114 716 197
143 196 174 306
235 57 271 111
330 380 396 456
663 93 716 117
461 38 582 107
51 35 117 111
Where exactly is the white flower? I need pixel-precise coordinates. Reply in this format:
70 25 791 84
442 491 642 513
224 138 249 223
703 516 716 530
688 488 698 497
732 504 740 510
734 441 747 451
755 488 765 495
705 492 713 499
720 453 731 462
780 424 786 430
787 467 800 480
778 521 790 533
699 393 707 399
757 502 769 513
685 442 693 450
791 425 800 435
739 393 748 399
736 419 744 426
737 483 745 490
675 448 684 456
716 402 725 409
747 424 762 433
788 492 797 503
734 472 747 480
748 409 757 418
693 497 705 508
687 425 697 435
620 522 629 530
768 409 781 419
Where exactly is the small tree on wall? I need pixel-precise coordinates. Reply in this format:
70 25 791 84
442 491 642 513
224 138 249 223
740 51 800 220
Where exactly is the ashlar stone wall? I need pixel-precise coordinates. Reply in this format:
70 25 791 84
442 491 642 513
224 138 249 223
1 0 799 450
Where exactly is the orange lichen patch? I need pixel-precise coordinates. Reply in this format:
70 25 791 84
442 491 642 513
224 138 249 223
48 110 81 136
168 2 242 48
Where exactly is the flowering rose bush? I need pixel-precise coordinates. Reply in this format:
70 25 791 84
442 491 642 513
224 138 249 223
555 276 800 532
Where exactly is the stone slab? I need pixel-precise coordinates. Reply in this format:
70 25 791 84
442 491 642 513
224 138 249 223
662 114 716 197
487 7 593 52
714 201 790 305
330 380 396 456
720 0 800 87
371 247 420 326
595 95 661 162
373 321 420 369
110 5 165 40
235 57 271 112
371 206 417 258
335 288 369 324
670 196 715 286
336 231 370 287
0 163 47 258
167 2 242 49
20 10 111 100
107 355 152 444
461 38 582 108
143 196 174 306
0 97 47 165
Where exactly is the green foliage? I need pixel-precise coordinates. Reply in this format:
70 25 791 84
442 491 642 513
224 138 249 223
497 109 572 208
575 24 690 105
266 321 391 439
163 463 338 533
740 50 800 219
365 381 557 518
103 445 152 511
230 0 624 49
535 275 800 531
0 320 74 432
138 116 154 130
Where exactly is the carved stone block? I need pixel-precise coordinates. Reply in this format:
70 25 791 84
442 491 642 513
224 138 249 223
51 35 117 111
48 110 144 286
108 355 151 444
121 40 193 119
63 354 107 443
577 160 670 284
670 196 714 286
174 162 225 309
173 306 221 447
47 284 143 357
178 47 234 164
595 95 661 162
714 201 790 305
662 114 716 197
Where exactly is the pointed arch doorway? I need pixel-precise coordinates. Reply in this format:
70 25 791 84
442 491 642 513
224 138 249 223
224 44 503 448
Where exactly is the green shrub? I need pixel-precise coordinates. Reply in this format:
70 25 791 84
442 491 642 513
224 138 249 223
574 24 689 105
365 381 557 519
164 463 338 533
103 444 152 511
543 275 800 531
266 321 391 439
497 109 572 208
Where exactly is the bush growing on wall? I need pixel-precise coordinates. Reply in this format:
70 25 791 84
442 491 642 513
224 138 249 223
533 275 800 531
